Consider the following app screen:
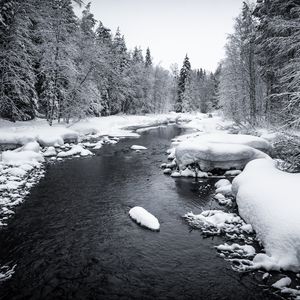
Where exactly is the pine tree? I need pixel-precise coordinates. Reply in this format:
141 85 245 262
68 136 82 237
145 48 152 68
176 54 191 112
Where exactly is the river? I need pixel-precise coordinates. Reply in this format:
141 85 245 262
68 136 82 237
0 125 279 299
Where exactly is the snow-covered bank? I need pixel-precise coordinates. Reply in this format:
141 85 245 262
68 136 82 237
0 113 185 148
232 159 300 272
0 113 192 229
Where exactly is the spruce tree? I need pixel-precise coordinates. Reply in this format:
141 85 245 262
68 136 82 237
176 54 191 112
145 48 152 68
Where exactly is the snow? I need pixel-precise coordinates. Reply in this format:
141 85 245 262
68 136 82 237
175 141 270 171
184 210 247 236
43 146 56 157
232 158 300 271
225 170 242 176
215 184 232 196
216 243 256 257
215 179 231 189
129 206 160 231
272 277 292 289
21 141 40 153
2 150 44 166
130 145 147 150
57 145 93 158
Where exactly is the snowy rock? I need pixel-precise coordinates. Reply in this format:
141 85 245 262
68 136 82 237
57 145 93 158
272 277 292 289
2 167 27 177
184 133 271 152
80 149 93 157
215 179 231 189
184 210 245 236
175 141 270 171
214 193 232 206
163 168 172 175
215 184 232 196
180 168 196 177
130 145 147 150
232 158 300 271
225 170 242 176
129 206 160 231
43 146 56 157
216 243 256 257
171 171 181 177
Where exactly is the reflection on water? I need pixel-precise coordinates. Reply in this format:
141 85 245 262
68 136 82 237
0 126 279 299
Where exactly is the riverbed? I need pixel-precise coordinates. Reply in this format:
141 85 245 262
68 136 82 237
0 125 280 299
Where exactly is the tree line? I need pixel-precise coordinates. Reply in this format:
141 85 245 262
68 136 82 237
0 0 218 124
219 0 300 128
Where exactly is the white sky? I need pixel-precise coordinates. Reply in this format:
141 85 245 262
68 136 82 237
75 0 244 72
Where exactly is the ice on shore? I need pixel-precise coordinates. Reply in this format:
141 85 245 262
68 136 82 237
129 206 160 231
232 158 300 271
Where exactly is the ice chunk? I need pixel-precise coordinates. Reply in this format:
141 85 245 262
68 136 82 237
232 158 300 271
129 206 160 231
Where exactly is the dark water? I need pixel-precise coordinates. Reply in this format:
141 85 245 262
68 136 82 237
0 126 278 300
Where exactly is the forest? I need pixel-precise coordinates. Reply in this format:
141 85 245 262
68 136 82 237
0 0 299 130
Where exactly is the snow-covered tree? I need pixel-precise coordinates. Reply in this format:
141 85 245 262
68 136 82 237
176 54 191 112
0 0 37 121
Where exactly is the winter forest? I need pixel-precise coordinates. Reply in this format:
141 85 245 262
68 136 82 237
1 0 300 299
1 0 299 129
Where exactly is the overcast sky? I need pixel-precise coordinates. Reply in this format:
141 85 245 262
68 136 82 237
76 0 244 72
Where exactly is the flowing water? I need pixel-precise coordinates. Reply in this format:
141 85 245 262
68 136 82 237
0 126 279 300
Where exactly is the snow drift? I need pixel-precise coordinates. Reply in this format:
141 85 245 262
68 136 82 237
232 158 300 271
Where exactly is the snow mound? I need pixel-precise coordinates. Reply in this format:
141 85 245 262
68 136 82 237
175 141 270 171
130 145 147 150
232 158 300 271
129 206 160 231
